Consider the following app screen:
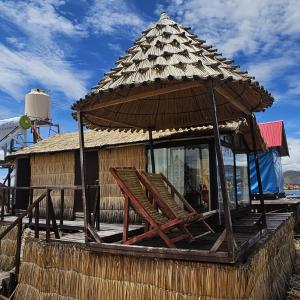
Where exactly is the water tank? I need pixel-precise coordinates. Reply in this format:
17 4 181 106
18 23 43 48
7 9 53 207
25 89 51 122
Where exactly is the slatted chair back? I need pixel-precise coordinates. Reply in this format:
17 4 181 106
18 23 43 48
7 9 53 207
110 168 168 225
140 172 196 220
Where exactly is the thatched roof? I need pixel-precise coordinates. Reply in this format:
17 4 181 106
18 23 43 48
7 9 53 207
10 120 265 157
72 13 273 131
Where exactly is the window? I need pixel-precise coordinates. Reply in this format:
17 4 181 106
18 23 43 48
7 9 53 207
235 154 250 207
148 144 211 212
221 146 236 209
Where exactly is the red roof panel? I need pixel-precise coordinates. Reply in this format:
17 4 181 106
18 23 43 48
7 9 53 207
258 121 283 148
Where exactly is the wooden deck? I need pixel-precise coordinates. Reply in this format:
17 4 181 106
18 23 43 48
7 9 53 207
252 198 300 206
0 212 293 264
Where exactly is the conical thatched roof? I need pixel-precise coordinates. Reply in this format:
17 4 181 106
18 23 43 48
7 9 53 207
72 13 273 131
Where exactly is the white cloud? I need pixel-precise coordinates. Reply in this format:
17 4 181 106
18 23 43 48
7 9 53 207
107 43 122 52
163 0 300 57
85 0 147 35
0 43 87 101
282 138 300 171
0 0 85 41
162 0 300 105
0 105 14 119
0 0 88 102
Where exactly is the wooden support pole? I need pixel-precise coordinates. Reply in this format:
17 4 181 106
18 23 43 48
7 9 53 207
248 115 266 226
28 188 33 225
207 78 235 257
46 189 51 242
148 130 156 173
77 111 91 244
34 202 39 239
14 219 22 278
60 189 64 227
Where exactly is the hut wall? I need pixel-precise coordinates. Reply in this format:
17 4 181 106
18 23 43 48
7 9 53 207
30 152 75 220
99 145 146 223
15 217 295 300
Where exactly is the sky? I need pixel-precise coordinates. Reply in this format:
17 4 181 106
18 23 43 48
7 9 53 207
0 0 300 171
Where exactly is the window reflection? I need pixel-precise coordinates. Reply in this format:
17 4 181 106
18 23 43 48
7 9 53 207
148 144 210 212
219 146 236 209
235 154 250 207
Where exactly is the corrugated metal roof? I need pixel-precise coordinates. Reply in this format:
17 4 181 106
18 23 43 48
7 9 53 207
258 121 289 156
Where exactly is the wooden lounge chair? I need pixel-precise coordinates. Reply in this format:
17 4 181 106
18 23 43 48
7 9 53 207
110 167 192 248
138 171 216 240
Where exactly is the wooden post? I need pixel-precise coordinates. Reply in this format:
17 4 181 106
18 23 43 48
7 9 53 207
77 111 91 244
46 189 51 241
148 130 156 173
34 200 39 238
207 78 235 257
1 189 5 221
248 115 266 226
60 189 64 227
14 219 22 278
28 188 33 225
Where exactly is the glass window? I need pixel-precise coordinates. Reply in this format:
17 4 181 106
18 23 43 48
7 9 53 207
235 154 250 207
148 144 211 212
219 146 236 209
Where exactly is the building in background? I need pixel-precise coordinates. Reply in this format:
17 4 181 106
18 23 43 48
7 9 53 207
249 120 289 198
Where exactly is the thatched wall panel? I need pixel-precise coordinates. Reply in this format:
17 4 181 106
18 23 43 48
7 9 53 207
15 218 295 299
0 224 18 271
99 145 146 223
31 152 75 220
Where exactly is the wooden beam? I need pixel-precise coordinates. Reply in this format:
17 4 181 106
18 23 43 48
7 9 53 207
82 81 203 112
77 111 92 244
207 78 235 258
85 113 146 130
214 83 251 115
210 229 226 253
248 115 266 227
148 130 156 173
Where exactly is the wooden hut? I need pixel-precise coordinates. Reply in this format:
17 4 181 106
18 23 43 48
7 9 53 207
0 13 295 300
10 120 264 223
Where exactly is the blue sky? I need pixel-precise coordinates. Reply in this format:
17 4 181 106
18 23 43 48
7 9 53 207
0 0 300 170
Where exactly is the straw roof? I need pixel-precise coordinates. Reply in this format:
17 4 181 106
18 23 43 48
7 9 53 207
72 12 273 131
10 120 265 157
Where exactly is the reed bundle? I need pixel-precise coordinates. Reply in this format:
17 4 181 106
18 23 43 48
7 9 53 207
31 153 75 220
0 224 18 271
15 217 294 300
287 240 300 300
99 146 146 223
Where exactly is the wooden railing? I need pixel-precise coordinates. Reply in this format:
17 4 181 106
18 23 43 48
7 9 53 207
0 185 101 292
0 185 100 229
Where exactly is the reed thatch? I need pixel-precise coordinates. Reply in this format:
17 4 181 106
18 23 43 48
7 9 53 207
14 217 294 299
0 224 18 271
11 120 265 157
99 145 146 223
287 240 300 300
31 152 75 220
72 13 273 132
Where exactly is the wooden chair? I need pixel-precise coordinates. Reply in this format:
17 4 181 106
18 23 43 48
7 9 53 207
109 167 191 248
138 171 216 240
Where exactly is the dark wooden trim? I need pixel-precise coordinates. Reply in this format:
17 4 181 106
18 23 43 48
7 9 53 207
77 111 91 244
46 189 50 242
207 78 235 258
14 219 22 277
248 115 266 226
60 189 64 227
148 130 156 173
